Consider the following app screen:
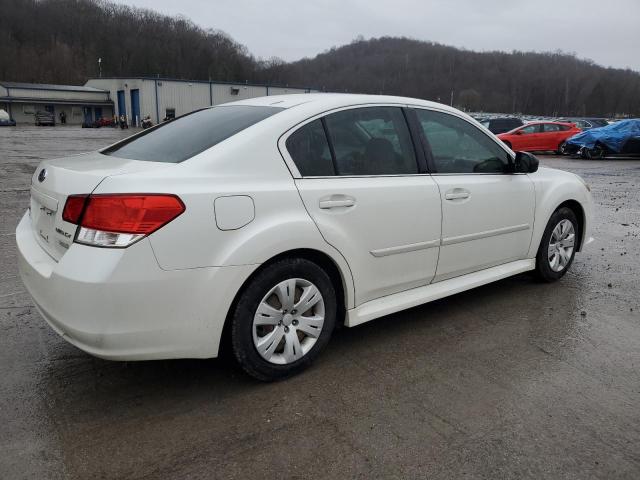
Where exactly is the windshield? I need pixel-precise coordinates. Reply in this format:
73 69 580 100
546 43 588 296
103 105 284 163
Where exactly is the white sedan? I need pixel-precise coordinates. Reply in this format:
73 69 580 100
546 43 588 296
17 94 593 381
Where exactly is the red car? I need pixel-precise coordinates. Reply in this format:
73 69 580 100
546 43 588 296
497 122 581 153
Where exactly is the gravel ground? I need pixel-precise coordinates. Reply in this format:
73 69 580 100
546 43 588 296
1 126 639 479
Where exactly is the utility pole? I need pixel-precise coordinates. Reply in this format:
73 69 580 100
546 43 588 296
450 90 454 107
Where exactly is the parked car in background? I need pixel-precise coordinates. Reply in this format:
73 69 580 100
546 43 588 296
17 94 593 381
0 108 16 126
560 118 608 130
35 110 55 126
564 119 640 158
82 117 115 128
478 117 524 134
497 122 581 154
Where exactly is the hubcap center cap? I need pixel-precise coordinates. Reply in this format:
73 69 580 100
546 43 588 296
282 313 294 326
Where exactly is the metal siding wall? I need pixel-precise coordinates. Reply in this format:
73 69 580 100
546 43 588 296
157 80 210 118
212 84 268 105
0 85 7 96
140 80 157 123
267 87 308 96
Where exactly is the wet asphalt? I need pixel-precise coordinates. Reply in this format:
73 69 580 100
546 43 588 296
1 126 639 479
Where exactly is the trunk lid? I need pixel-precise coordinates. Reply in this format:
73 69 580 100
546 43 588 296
29 151 170 261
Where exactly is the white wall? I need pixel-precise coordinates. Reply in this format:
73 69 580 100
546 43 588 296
86 78 314 125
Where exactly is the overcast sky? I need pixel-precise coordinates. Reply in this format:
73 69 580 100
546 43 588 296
111 0 640 71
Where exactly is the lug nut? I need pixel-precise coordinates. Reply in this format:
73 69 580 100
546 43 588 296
292 319 298 326
291 309 297 315
284 326 289 333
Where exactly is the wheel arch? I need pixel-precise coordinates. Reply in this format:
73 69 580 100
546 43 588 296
556 199 586 251
218 248 352 357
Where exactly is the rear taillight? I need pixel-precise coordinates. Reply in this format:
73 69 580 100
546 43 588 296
62 194 185 247
62 194 88 223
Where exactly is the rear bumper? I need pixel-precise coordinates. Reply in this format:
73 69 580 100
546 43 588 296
16 212 256 360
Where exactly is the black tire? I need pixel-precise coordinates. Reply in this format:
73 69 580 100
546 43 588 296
534 207 579 282
555 141 566 155
230 258 337 381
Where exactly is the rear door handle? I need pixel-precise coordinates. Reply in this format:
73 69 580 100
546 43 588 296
444 189 470 201
319 195 356 209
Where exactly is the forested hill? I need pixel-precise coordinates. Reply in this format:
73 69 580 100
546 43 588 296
0 0 256 85
259 37 640 117
2 0 640 116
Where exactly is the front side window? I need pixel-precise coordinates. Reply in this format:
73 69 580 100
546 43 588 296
103 105 283 163
324 107 418 175
415 109 510 174
521 124 541 134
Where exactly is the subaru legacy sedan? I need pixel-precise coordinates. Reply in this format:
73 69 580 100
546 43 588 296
17 94 593 381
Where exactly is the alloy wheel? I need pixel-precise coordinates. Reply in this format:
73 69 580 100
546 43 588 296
252 278 325 365
547 219 575 272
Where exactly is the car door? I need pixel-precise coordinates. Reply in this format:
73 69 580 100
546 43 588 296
541 123 563 150
282 106 442 306
516 123 543 151
413 108 535 282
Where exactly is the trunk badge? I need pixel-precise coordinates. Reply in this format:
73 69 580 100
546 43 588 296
38 168 47 182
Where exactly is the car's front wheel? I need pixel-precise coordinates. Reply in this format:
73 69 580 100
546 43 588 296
534 207 579 282
230 258 337 381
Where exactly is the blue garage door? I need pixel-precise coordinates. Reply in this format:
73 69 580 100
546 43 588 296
83 107 93 124
94 107 102 121
117 90 126 117
130 89 140 126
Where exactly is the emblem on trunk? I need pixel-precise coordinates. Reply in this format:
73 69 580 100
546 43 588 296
38 168 47 182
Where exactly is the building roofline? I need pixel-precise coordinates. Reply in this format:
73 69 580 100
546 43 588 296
0 81 109 93
85 76 319 91
0 97 113 106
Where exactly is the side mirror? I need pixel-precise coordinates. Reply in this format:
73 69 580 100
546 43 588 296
514 151 539 173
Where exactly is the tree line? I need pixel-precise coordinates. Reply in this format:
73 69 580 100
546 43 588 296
1 0 639 117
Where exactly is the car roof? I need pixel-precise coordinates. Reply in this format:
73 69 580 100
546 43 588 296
221 92 460 115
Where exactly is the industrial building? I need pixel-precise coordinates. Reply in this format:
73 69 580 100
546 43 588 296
1 78 315 126
0 81 113 125
84 77 316 126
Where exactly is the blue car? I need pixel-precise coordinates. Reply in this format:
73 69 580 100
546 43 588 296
564 119 640 158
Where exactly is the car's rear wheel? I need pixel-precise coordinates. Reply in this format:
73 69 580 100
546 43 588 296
230 258 337 381
534 207 578 282
556 141 567 155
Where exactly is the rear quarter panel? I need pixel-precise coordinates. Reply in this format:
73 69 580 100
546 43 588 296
94 127 356 308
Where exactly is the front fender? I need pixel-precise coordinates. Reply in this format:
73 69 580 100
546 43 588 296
526 168 593 258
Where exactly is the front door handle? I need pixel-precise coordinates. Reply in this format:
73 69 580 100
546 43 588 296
319 195 356 209
444 189 470 201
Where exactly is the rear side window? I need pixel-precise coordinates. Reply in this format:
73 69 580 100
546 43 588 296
286 120 335 176
543 123 561 132
103 105 283 163
286 107 418 176
324 107 418 175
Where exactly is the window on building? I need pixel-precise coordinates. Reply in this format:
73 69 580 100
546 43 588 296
23 105 35 115
165 108 176 120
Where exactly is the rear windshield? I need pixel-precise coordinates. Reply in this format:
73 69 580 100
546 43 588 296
103 105 284 163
